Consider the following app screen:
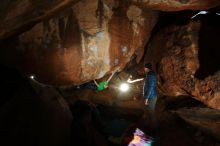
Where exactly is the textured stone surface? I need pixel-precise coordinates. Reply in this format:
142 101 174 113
173 107 220 141
0 0 81 40
131 0 220 11
13 0 158 85
1 0 220 40
0 0 220 86
146 21 220 109
1 0 220 86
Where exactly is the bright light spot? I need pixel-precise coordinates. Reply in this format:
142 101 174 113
119 83 129 92
216 13 220 16
30 75 35 79
199 11 208 15
191 11 209 19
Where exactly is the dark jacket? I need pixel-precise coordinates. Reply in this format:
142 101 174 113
143 71 157 99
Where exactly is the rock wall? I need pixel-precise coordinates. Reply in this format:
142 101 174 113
13 0 158 85
131 0 220 11
1 0 219 40
146 21 220 109
0 0 81 40
1 0 220 86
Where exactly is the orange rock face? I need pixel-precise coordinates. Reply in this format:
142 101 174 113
146 21 220 109
14 0 158 85
1 0 220 40
0 0 220 86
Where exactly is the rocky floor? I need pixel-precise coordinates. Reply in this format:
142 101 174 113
0 65 219 146
66 94 220 146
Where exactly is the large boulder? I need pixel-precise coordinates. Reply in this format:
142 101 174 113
1 1 220 86
10 0 158 85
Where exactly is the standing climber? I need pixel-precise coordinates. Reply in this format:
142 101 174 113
143 63 157 125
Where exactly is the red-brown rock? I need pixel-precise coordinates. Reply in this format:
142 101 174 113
1 0 220 86
132 0 220 11
14 0 158 85
0 0 81 40
146 21 220 109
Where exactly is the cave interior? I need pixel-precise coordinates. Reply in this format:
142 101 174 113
0 1 220 146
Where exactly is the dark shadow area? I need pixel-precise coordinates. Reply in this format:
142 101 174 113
154 10 192 30
157 96 220 146
163 96 205 110
69 100 146 146
0 64 73 146
144 8 220 80
143 10 193 62
195 12 220 79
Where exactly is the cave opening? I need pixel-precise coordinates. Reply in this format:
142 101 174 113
195 12 220 79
